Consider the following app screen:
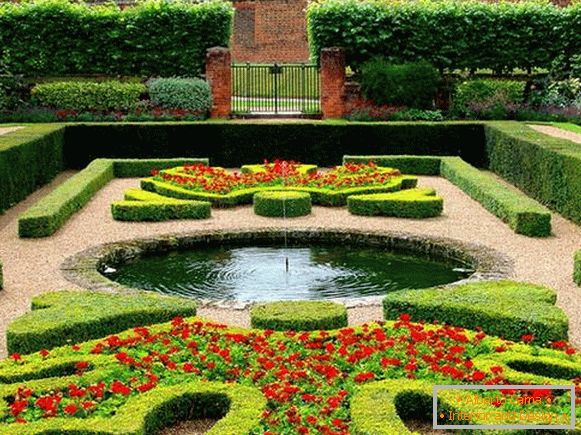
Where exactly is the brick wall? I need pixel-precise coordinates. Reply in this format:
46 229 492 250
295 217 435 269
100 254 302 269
231 0 310 63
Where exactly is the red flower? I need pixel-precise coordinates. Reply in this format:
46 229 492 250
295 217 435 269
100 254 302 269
354 372 375 383
10 353 21 362
39 349 50 358
10 399 28 416
520 334 534 344
75 361 89 372
471 370 486 382
64 403 78 415
565 348 576 356
110 380 131 396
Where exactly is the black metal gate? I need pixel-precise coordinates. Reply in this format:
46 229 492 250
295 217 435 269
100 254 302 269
231 63 320 115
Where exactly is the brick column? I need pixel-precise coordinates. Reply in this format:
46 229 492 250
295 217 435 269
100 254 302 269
205 47 231 118
320 47 346 119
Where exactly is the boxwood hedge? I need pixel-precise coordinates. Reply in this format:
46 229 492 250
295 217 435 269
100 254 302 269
440 157 552 237
253 191 312 218
382 280 568 344
112 195 211 222
250 301 348 331
343 155 442 175
486 122 581 225
347 188 443 218
7 290 198 355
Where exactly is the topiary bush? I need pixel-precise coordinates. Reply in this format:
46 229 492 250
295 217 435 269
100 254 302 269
347 188 443 218
31 81 145 112
451 79 526 119
250 301 348 331
383 280 569 344
147 78 212 113
253 191 312 218
359 60 440 109
7 290 198 355
575 250 581 286
111 197 211 222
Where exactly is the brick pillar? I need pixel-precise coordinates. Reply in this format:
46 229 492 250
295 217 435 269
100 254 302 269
320 47 346 119
206 47 231 118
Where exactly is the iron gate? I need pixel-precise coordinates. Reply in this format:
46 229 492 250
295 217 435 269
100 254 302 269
231 63 320 115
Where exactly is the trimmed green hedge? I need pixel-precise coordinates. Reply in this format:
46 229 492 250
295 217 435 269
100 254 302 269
486 122 581 225
0 125 65 213
253 191 312 218
63 122 488 169
142 175 417 207
111 199 211 221
343 155 442 175
347 188 443 218
7 290 198 355
575 250 581 286
113 158 209 178
307 0 578 72
0 0 233 77
18 159 115 238
440 156 552 237
241 163 318 175
17 157 210 237
383 280 568 344
32 81 146 112
251 301 348 331
0 381 264 435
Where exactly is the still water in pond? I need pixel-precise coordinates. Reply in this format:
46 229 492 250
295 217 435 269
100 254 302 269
107 244 471 301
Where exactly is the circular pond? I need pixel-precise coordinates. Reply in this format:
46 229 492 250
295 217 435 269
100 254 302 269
105 241 471 301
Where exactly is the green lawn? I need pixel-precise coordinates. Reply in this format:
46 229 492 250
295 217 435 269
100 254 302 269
552 122 581 134
232 64 319 99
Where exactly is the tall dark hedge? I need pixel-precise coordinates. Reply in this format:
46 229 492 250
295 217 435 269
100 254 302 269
0 0 233 77
307 0 580 73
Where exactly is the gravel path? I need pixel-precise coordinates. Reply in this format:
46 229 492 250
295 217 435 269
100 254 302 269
528 124 581 144
0 126 23 136
0 175 580 356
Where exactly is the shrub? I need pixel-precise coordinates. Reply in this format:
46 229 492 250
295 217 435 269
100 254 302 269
347 188 443 218
0 125 65 213
148 78 212 113
18 159 115 238
7 290 198 354
111 198 211 221
575 250 581 286
31 81 145 112
485 122 581 225
440 157 551 237
451 79 526 119
253 191 312 218
307 0 575 73
383 281 569 344
250 301 348 331
113 158 209 178
360 60 440 109
0 0 233 77
343 155 441 175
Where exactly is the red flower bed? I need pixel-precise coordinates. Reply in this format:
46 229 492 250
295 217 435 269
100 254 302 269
4 316 580 432
151 161 401 195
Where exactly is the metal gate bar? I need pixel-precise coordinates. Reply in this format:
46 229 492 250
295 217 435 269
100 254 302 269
231 63 320 115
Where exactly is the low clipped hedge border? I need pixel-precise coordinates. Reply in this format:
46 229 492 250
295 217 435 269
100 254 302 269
382 280 568 344
0 381 264 435
7 291 197 355
344 155 442 175
142 175 417 207
0 125 65 213
253 191 312 218
17 157 209 238
347 188 443 218
61 228 513 305
486 122 581 225
250 301 348 331
440 157 551 237
345 154 552 237
112 189 211 222
575 250 581 286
